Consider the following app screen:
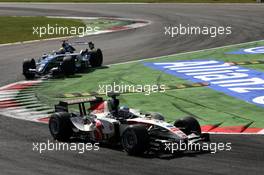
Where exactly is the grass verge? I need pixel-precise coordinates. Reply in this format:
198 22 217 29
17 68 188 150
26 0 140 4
0 16 132 44
0 16 85 44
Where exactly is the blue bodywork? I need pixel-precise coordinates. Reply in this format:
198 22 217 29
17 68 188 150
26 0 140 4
36 53 79 74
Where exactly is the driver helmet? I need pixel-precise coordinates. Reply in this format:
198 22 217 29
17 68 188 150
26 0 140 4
119 105 131 119
148 112 165 121
57 48 65 54
120 105 129 111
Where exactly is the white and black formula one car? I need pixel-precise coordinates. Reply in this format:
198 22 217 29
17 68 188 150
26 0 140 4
49 93 209 156
22 41 103 79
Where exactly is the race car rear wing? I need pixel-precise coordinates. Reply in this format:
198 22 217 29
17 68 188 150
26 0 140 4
55 96 103 115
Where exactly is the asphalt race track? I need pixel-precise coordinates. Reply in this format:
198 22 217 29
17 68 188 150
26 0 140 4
0 3 263 175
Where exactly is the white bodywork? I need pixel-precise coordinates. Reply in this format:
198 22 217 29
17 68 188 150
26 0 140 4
71 107 188 140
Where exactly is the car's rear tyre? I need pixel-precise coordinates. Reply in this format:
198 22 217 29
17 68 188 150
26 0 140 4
23 59 36 79
61 56 75 76
49 112 73 141
90 49 103 67
121 124 149 156
174 116 201 135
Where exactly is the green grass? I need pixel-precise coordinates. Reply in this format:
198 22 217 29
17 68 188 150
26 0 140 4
0 16 85 44
0 17 131 44
0 0 257 2
35 40 264 128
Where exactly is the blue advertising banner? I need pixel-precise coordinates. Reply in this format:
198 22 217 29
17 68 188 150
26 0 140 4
144 60 264 108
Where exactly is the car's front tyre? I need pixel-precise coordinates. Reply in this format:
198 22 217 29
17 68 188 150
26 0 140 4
121 124 149 156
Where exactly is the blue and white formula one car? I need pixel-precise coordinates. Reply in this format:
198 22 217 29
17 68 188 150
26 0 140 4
48 93 209 156
22 41 103 79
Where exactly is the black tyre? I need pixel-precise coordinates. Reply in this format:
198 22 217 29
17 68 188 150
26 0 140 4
174 116 201 135
22 59 36 79
49 112 73 141
61 56 75 75
90 49 103 67
121 124 149 156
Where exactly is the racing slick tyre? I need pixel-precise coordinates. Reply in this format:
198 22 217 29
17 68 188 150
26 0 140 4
121 124 149 156
22 58 36 79
174 116 201 135
49 112 73 141
90 49 103 67
61 56 75 76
